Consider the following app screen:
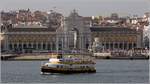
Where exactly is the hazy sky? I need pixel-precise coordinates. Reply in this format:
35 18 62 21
1 0 150 16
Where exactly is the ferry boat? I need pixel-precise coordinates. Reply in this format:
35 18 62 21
41 53 96 74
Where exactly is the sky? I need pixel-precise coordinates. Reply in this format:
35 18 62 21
0 0 150 17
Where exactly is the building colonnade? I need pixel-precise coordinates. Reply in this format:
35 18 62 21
101 42 137 50
56 33 91 51
8 42 56 50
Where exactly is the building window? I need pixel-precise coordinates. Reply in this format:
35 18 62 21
86 66 89 68
129 43 132 49
110 43 113 49
38 44 41 49
115 43 118 48
106 43 109 49
133 43 136 48
43 44 46 49
124 43 127 49
9 44 12 50
19 44 22 48
18 44 22 51
23 44 27 48
86 44 89 49
28 44 31 48
33 44 36 49
119 43 123 49
14 44 17 48
52 43 55 50
58 43 62 50
47 44 51 50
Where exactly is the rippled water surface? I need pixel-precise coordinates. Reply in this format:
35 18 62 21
1 60 149 83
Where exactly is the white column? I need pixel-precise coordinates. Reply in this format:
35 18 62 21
81 36 84 50
83 36 85 49
41 42 43 50
113 42 115 50
118 42 120 49
17 42 19 49
43 42 45 50
50 42 52 50
4 35 8 50
30 43 32 48
81 36 84 49
7 42 10 50
79 36 81 50
45 42 48 50
132 42 134 49
26 42 29 48
61 37 63 50
65 35 68 50
83 36 86 49
22 43 23 49
21 42 24 52
12 43 14 50
127 42 129 50
103 42 106 50
56 36 59 51
122 42 124 50
82 36 84 50
36 42 38 50
108 42 111 50
137 34 142 48
63 37 65 49
78 36 81 50
68 35 70 49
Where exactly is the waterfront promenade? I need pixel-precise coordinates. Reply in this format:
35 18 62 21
1 51 149 60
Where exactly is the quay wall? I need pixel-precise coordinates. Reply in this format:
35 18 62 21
1 53 149 61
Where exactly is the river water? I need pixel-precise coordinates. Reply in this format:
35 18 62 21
1 60 149 83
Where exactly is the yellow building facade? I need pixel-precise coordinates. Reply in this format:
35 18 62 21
1 25 56 53
91 27 143 50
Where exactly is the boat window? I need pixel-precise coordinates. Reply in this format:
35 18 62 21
56 65 63 68
60 65 63 68
81 66 85 68
56 65 59 68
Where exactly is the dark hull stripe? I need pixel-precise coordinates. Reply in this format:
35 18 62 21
41 67 96 73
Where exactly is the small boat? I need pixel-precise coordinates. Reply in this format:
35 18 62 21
41 53 96 74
